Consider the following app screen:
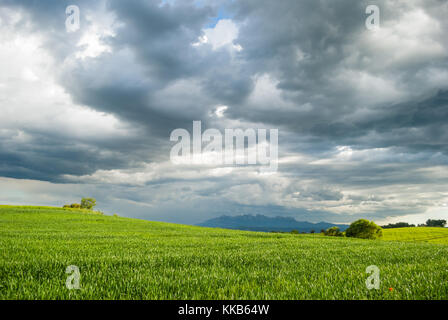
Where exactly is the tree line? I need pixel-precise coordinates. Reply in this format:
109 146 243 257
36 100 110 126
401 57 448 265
63 197 97 210
381 219 446 229
322 218 447 240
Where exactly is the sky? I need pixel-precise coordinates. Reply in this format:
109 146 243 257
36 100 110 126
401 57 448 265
0 0 447 225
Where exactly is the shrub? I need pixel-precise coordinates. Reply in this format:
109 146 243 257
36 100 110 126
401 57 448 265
345 219 382 239
80 198 96 210
63 204 79 208
324 226 343 237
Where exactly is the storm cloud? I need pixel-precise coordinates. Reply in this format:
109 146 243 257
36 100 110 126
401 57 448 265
0 0 447 225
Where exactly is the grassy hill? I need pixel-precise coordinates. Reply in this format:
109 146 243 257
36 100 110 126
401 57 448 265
383 227 448 244
1 206 447 300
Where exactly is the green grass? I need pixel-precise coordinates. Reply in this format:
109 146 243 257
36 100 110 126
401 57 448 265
1 206 447 300
383 227 448 244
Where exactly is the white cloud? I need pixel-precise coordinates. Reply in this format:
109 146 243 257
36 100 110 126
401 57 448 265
360 8 446 69
194 19 242 51
0 16 129 141
74 10 116 59
213 105 228 118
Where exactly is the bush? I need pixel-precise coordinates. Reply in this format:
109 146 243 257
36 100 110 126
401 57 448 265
80 198 96 210
346 219 382 239
324 226 344 237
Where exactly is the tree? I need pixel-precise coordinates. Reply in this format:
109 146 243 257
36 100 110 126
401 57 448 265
324 226 343 237
310 230 315 234
80 198 96 210
345 219 382 239
425 219 447 227
382 222 415 229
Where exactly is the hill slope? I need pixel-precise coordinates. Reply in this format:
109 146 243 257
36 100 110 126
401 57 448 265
383 227 448 244
1 206 447 300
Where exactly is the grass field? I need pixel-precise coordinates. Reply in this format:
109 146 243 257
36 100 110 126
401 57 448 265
383 227 448 244
1 206 447 300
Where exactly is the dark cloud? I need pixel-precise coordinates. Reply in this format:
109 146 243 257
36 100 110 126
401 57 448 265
0 0 447 224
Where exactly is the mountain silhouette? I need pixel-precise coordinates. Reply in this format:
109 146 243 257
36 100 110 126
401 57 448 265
197 214 349 233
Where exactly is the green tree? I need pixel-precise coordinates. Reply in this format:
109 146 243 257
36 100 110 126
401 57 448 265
425 219 447 227
80 198 96 210
381 222 415 229
345 219 382 239
324 226 343 237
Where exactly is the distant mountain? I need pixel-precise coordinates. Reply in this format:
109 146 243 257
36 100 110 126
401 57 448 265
197 215 349 233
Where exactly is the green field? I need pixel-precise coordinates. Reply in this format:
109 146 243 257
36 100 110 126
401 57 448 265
1 206 447 300
383 227 448 244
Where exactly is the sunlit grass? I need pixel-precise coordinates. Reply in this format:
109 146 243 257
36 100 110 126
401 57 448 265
1 206 447 300
383 227 448 244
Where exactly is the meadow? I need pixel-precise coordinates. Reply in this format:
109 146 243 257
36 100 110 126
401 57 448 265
0 206 447 300
382 227 448 244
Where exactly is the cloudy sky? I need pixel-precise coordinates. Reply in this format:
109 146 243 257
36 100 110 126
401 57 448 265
0 0 447 225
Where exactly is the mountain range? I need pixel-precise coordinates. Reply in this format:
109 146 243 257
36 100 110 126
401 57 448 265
197 215 349 233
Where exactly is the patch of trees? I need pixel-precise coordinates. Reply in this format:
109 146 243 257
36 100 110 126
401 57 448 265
425 219 447 227
324 219 383 239
63 197 97 210
64 203 81 209
345 219 382 239
324 226 344 237
382 222 415 229
324 217 447 240
382 219 447 228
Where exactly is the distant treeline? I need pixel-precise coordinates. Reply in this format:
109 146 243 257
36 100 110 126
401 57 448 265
382 219 446 229
381 222 415 229
280 219 447 240
63 197 96 210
